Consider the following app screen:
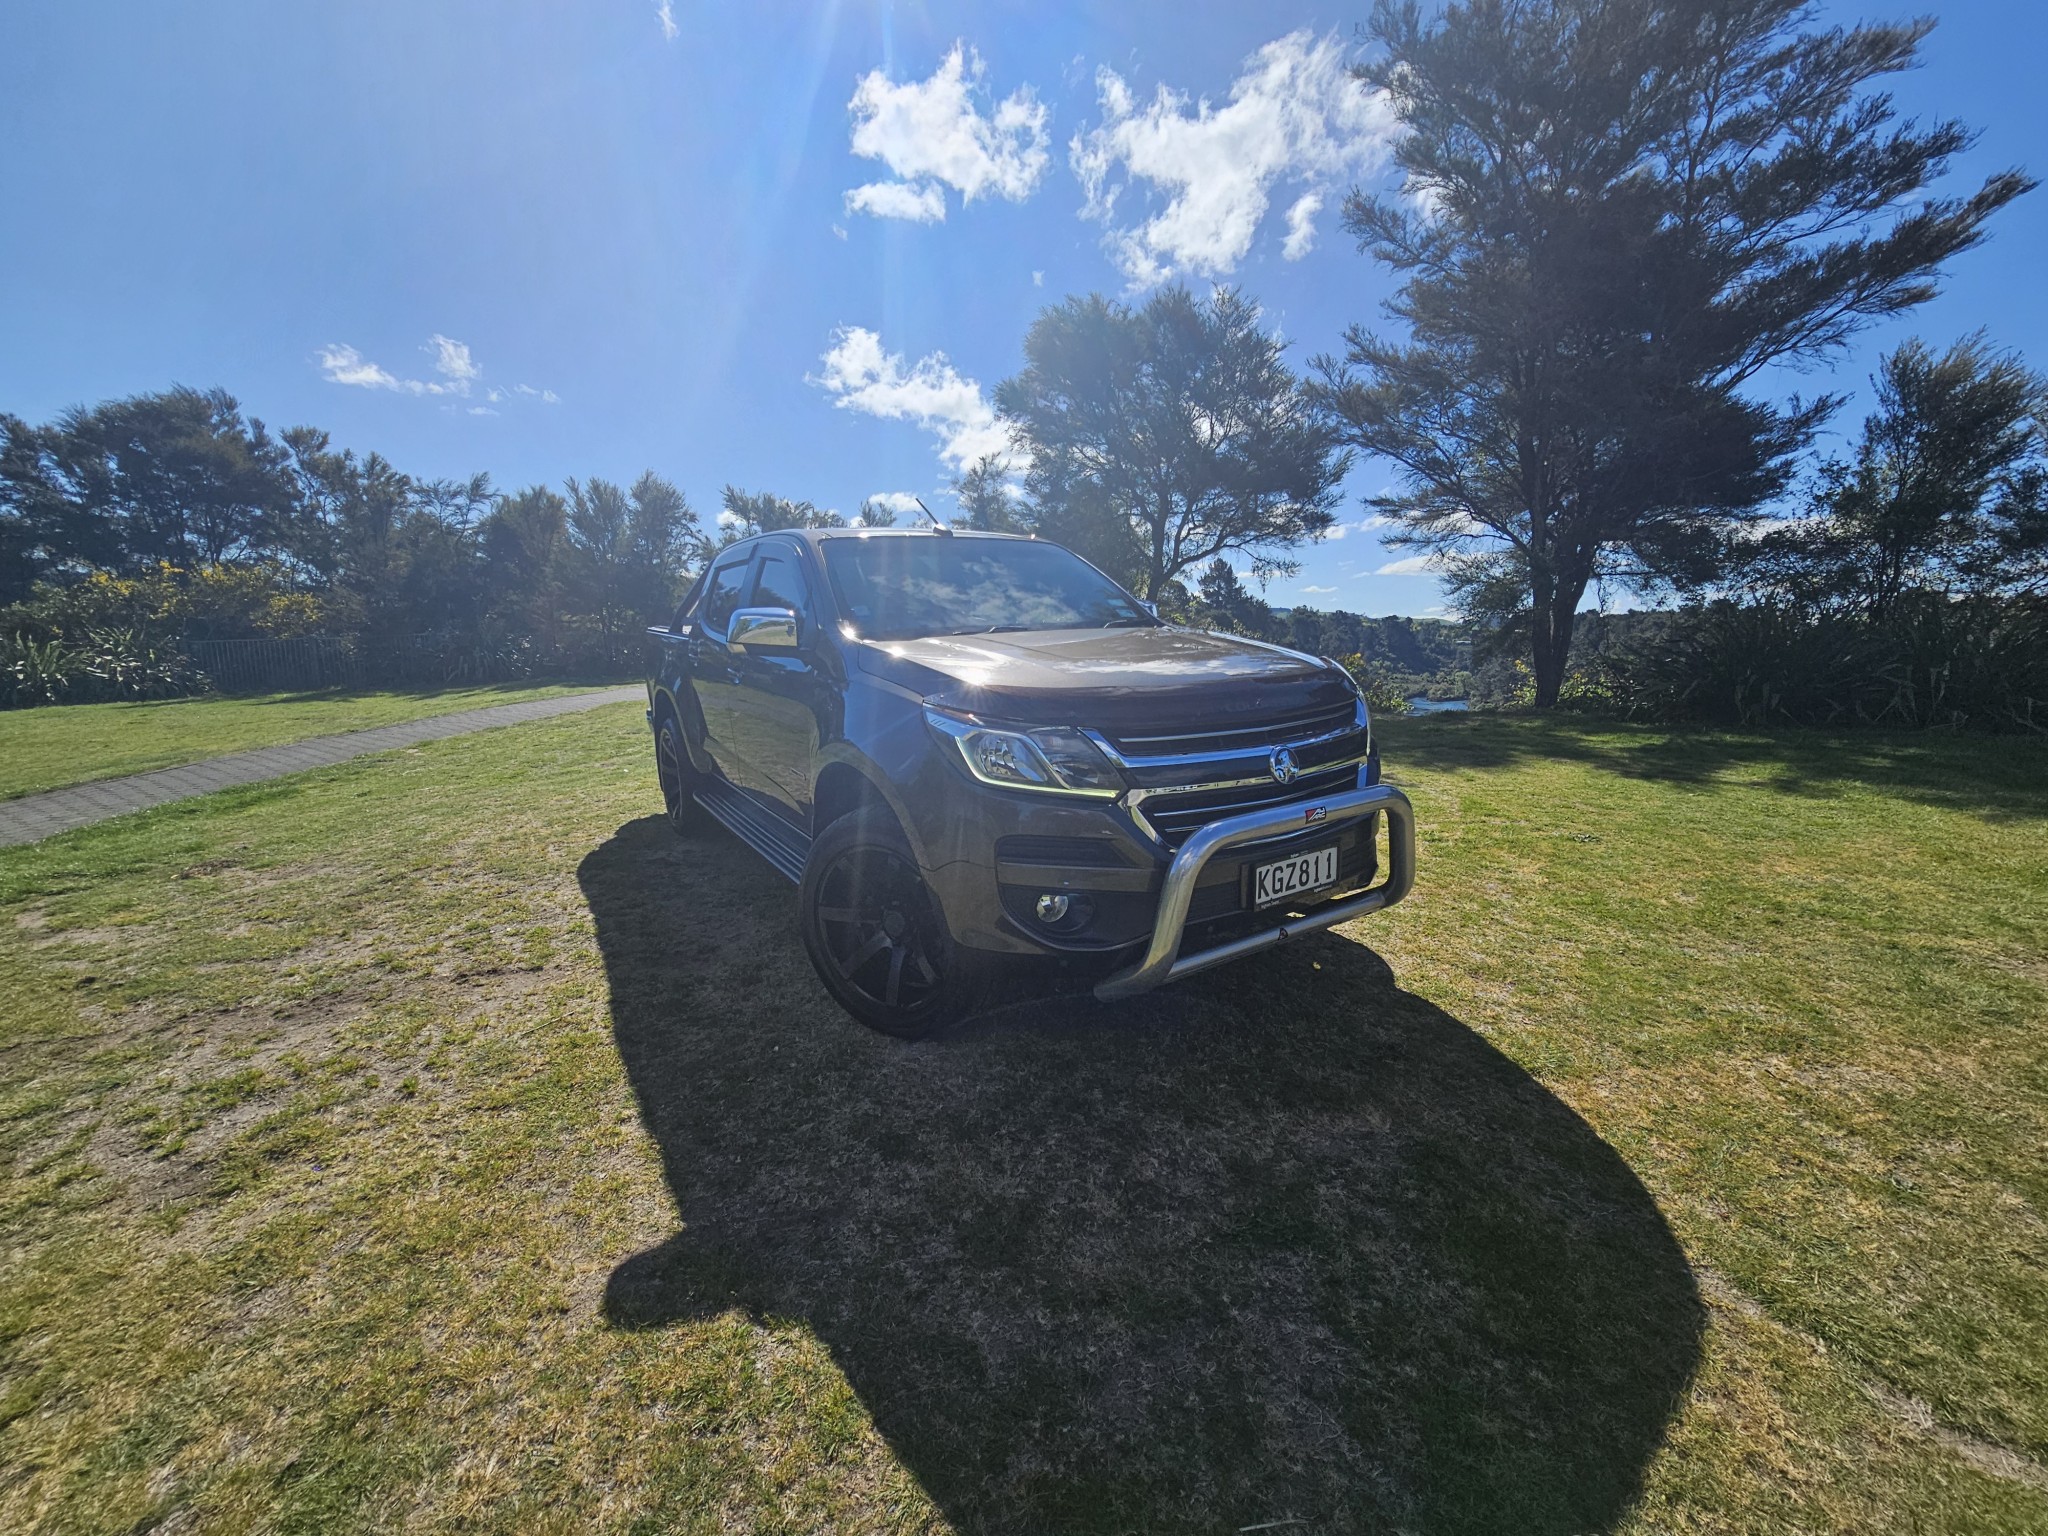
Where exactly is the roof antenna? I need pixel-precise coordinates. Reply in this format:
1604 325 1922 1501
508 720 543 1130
913 497 952 534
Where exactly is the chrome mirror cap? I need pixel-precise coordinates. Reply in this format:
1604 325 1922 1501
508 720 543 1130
727 607 800 652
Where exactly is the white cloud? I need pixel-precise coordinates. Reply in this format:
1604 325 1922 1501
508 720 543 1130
1070 30 1397 284
845 43 1049 221
426 333 480 385
654 1 677 41
868 491 927 516
317 345 406 392
318 337 474 397
831 222 849 241
1303 584 1337 594
1031 269 1044 287
845 180 948 223
1281 192 1323 260
1375 554 1443 576
811 325 1009 470
316 336 555 408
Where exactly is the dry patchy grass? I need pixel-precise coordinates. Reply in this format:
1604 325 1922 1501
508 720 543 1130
0 708 2043 1533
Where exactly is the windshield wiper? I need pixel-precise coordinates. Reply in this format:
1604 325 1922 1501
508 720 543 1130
942 624 1035 635
1100 615 1155 627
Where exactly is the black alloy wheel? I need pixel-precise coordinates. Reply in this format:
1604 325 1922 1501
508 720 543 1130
814 845 941 1011
799 810 985 1036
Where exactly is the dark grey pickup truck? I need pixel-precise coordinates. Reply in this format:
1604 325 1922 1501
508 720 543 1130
646 525 1414 1035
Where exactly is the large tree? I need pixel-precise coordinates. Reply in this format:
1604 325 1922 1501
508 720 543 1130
997 286 1349 598
566 473 704 656
0 388 299 582
950 454 1024 532
1752 334 2045 615
1312 0 2034 705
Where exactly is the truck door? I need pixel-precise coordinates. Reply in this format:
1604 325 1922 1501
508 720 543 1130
686 548 758 783
721 541 828 822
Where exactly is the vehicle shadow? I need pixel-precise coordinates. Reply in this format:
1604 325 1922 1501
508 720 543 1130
581 815 1704 1535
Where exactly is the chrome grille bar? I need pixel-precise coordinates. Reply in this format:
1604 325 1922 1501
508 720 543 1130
1093 783 1415 1000
1106 701 1357 756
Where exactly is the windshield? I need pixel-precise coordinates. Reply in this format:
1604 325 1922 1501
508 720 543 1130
821 536 1152 641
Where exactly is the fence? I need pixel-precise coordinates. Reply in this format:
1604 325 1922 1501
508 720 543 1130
186 634 363 694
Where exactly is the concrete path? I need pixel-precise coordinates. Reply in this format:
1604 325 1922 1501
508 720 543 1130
0 686 644 849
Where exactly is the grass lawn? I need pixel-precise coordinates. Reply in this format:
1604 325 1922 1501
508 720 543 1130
0 683 613 800
1 706 2043 1533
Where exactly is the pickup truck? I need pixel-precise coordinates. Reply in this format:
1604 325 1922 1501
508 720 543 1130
646 526 1414 1035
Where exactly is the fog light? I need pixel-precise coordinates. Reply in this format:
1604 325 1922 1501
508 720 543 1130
1034 892 1070 924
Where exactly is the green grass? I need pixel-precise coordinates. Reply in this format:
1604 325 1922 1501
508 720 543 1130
0 707 2043 1533
0 682 610 800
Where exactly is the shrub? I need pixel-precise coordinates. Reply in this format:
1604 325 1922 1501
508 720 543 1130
1574 597 2048 732
0 562 329 648
1336 654 1412 715
1 628 209 709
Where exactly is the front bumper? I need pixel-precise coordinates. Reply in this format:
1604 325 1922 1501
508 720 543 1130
1092 783 1415 1000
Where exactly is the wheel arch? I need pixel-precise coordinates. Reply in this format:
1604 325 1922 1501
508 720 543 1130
811 749 929 864
813 758 893 833
650 682 714 773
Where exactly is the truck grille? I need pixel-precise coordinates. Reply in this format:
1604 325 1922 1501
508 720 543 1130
1104 700 1358 761
1137 764 1360 848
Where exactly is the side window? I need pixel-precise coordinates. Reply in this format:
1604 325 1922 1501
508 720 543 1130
670 570 708 631
700 556 753 637
751 548 811 616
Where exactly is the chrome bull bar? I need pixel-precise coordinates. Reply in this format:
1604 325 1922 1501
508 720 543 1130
1093 783 1415 1001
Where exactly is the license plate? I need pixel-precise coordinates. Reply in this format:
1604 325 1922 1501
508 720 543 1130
1253 845 1339 908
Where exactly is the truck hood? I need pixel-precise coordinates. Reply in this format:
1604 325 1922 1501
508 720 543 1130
854 625 1355 733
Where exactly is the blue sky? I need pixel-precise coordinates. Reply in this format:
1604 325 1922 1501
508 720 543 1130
2 1 2042 616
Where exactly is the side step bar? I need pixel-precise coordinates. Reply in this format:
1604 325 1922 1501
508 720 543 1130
693 778 810 884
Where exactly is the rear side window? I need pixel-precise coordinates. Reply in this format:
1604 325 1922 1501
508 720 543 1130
751 548 811 615
701 556 753 636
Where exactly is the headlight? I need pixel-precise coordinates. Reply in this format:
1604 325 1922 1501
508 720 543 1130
923 706 1122 799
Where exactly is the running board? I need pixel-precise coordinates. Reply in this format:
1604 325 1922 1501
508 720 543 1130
693 778 810 884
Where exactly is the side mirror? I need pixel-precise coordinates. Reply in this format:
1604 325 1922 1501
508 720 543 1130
1141 601 1160 619
727 606 800 652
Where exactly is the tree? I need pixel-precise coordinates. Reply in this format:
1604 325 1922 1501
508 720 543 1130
854 498 899 528
1752 335 2047 615
565 473 705 659
719 486 845 541
480 486 571 657
0 414 62 602
1312 0 2035 705
626 472 708 580
1 388 300 579
1189 558 1279 638
997 286 1348 598
951 455 1023 531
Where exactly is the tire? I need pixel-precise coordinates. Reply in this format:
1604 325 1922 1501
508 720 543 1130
799 809 987 1037
653 705 708 834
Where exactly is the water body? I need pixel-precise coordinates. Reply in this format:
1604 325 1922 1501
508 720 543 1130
1406 696 1471 714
